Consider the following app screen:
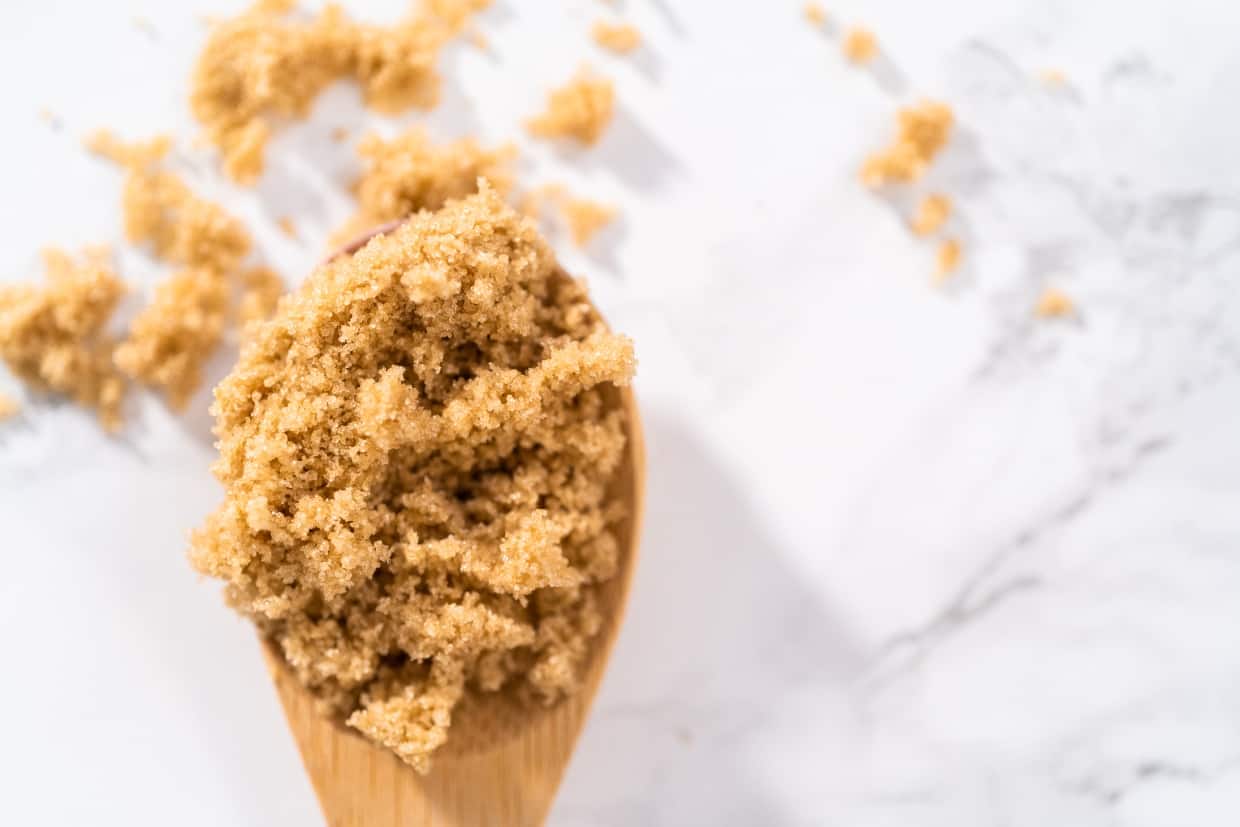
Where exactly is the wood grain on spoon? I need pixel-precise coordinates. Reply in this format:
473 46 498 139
261 223 646 827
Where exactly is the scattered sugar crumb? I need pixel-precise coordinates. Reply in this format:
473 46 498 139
935 239 962 283
1040 68 1067 86
527 70 615 146
0 393 20 421
88 130 252 273
804 3 827 26
861 101 954 187
278 216 298 239
592 21 641 54
237 265 284 331
333 128 514 245
1035 287 1074 318
0 248 127 430
189 0 489 183
843 28 878 63
114 269 229 410
528 185 616 247
330 126 350 143
190 187 634 773
911 193 952 237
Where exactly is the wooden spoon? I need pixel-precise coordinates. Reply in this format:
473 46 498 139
259 222 646 827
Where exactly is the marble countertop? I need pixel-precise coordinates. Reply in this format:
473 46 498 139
2 0 1238 824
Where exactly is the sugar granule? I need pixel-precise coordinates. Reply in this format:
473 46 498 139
804 3 827 26
190 0 489 183
592 21 641 54
0 393 18 421
114 269 229 410
527 70 615 147
1035 287 1074 318
935 239 962 283
912 193 952 236
0 248 126 429
843 28 878 63
189 187 635 773
861 101 954 187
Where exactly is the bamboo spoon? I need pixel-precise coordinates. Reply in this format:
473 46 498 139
258 222 646 827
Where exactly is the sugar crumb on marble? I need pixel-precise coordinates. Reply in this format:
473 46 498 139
843 27 878 63
1035 287 1074 318
526 69 615 147
861 101 954 187
592 21 641 54
912 193 952 236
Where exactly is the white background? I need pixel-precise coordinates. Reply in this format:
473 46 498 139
2 0 1240 824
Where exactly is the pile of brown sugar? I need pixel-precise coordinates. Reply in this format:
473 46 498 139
527 70 615 146
189 187 635 772
0 248 127 430
190 0 490 183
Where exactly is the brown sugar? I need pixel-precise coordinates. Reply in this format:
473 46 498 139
189 0 489 183
861 101 954 187
592 21 641 54
912 193 952 236
1040 68 1067 87
1035 287 1074 318
336 128 514 245
843 28 878 63
0 248 126 430
237 265 284 332
114 269 230 410
277 216 298 239
527 185 616 247
935 238 962 282
527 70 615 147
0 393 18 421
804 3 827 26
87 130 252 273
189 187 635 773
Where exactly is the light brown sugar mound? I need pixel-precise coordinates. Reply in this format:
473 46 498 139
861 101 955 187
335 129 514 245
189 187 635 773
114 269 230 410
0 248 126 430
190 0 489 183
527 70 615 147
592 21 641 54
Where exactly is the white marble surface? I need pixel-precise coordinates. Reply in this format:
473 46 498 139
2 0 1239 824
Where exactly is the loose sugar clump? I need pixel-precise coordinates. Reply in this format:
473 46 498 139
0 248 127 429
190 0 489 183
527 70 615 146
861 101 954 187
